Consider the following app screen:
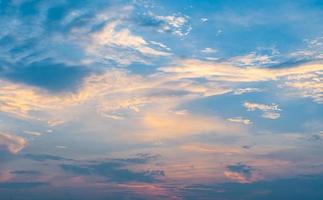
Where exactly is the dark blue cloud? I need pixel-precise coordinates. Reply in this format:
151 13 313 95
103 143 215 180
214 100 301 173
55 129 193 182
0 0 112 93
61 162 164 183
182 175 323 200
11 170 41 175
22 153 74 162
227 163 255 180
0 182 49 189
2 59 90 93
0 150 15 161
60 154 164 183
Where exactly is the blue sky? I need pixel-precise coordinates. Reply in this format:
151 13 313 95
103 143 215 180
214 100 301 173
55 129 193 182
0 0 322 199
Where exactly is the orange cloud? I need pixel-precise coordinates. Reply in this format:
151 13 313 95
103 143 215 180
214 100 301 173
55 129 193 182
0 133 27 154
137 112 243 141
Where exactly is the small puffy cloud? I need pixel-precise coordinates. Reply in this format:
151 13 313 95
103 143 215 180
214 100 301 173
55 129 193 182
262 112 281 120
201 48 217 54
0 133 27 154
244 102 281 120
227 117 253 125
200 18 208 22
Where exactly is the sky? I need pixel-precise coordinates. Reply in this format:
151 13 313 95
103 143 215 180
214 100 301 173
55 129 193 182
0 0 322 199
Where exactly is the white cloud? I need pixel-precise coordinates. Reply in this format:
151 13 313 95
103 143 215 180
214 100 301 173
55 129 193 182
24 131 42 137
233 88 263 95
244 102 281 112
244 102 281 120
229 52 278 66
159 59 323 103
87 21 171 65
200 18 208 22
201 48 217 54
228 117 253 125
289 37 323 60
146 12 192 36
56 145 67 149
283 71 323 103
0 68 232 134
159 60 323 83
262 112 281 120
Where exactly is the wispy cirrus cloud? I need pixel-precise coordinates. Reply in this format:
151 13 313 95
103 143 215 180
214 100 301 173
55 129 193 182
159 59 323 83
159 59 323 103
87 21 171 65
233 88 263 95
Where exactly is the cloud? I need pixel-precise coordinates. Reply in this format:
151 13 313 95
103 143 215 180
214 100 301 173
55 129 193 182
138 112 243 140
60 154 164 183
229 50 279 67
180 144 243 154
0 170 12 183
23 154 73 162
261 112 281 120
0 79 66 119
224 163 256 183
24 131 42 137
289 37 323 61
158 59 322 105
137 12 191 36
61 163 164 183
243 102 281 112
244 102 281 120
0 182 49 189
0 133 27 154
87 21 171 65
283 71 323 103
2 60 90 93
201 48 217 54
0 67 232 130
233 88 262 95
227 117 253 125
56 145 67 149
159 59 323 83
182 175 323 200
11 170 41 176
